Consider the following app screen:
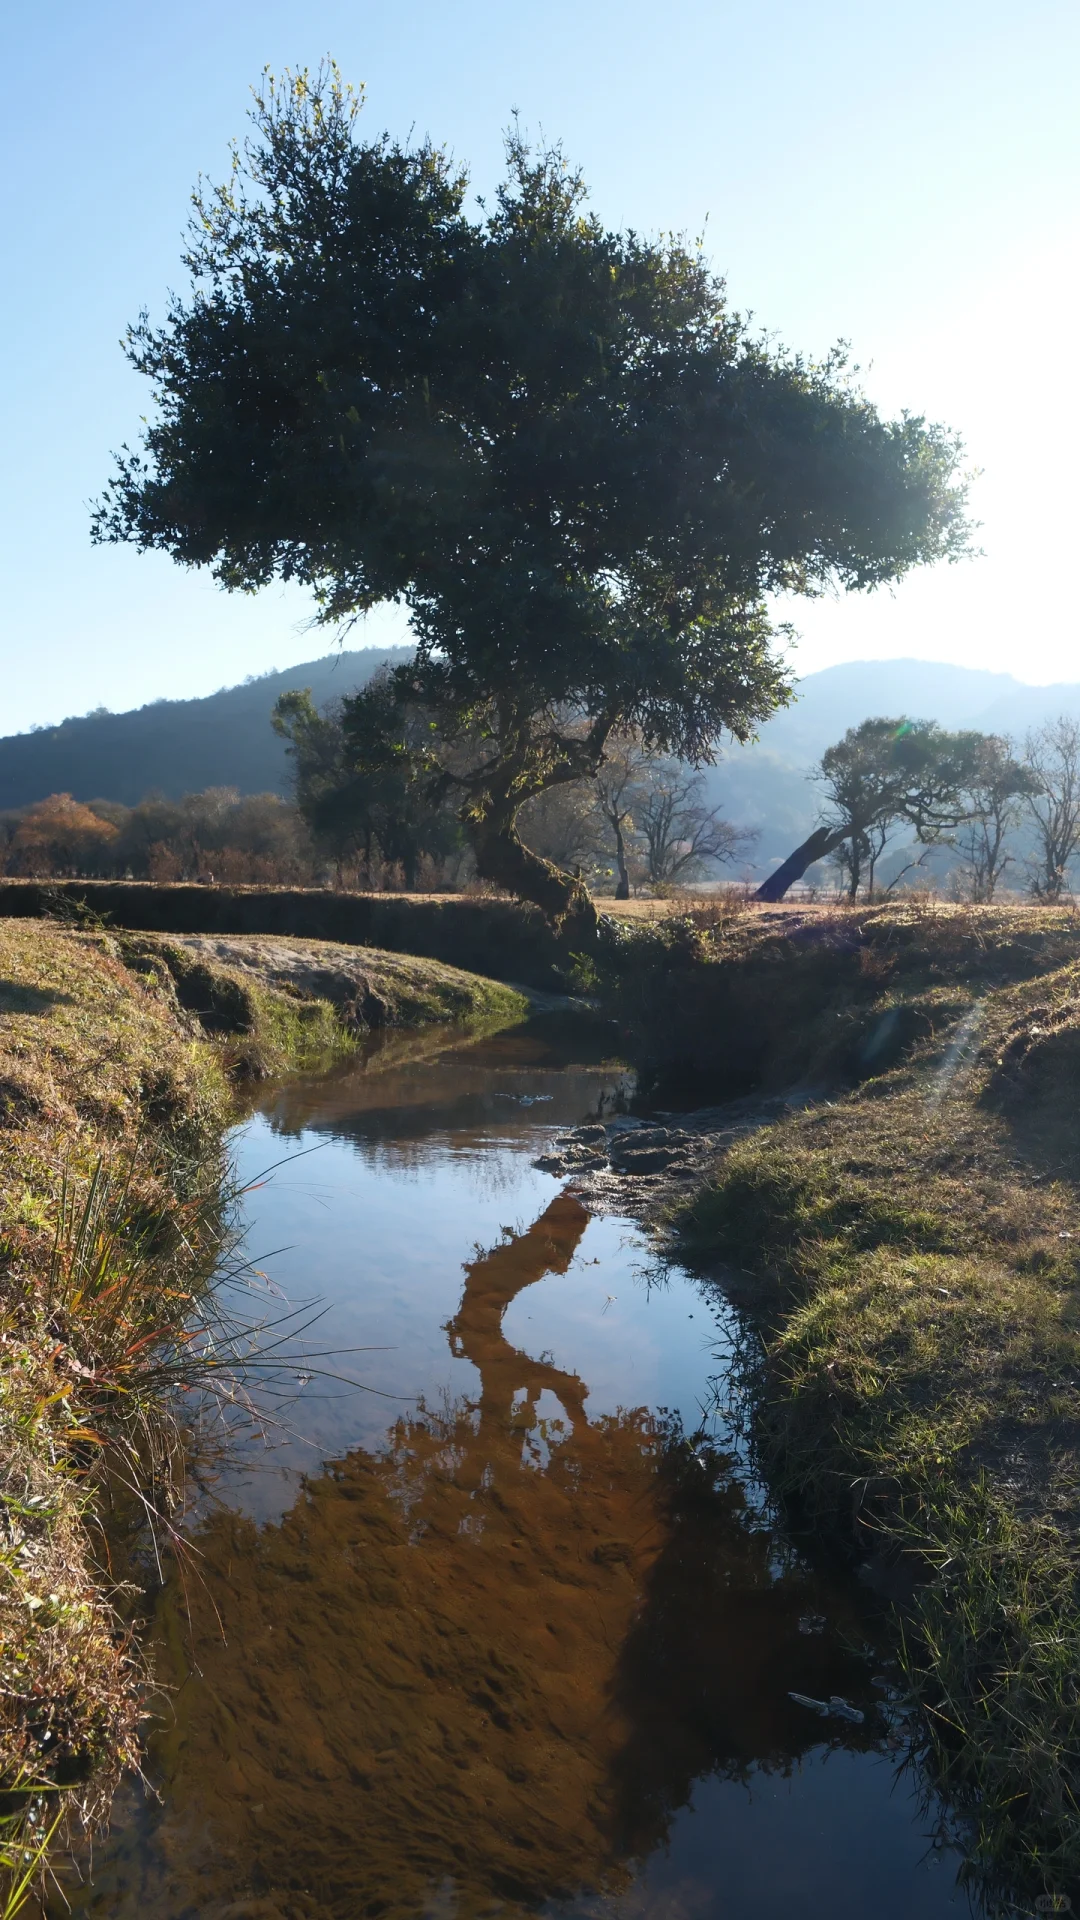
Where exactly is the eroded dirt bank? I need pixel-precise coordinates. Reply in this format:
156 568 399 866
0 881 575 991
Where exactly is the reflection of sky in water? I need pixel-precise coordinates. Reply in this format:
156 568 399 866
224 1129 737 1517
547 1755 970 1920
143 1033 976 1920
222 1046 734 1519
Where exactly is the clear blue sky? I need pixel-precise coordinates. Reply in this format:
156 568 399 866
2 0 1077 732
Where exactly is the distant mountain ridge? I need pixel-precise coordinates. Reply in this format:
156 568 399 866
0 648 409 810
701 658 1080 874
3 652 1079 878
723 659 1080 758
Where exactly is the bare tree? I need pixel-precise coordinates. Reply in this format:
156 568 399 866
591 735 652 899
635 764 755 888
517 781 596 875
1023 716 1080 900
951 734 1037 902
521 737 754 897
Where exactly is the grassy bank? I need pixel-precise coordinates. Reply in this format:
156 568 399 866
0 921 232 1907
613 903 1080 1903
0 880 575 991
0 920 525 1908
115 931 527 1078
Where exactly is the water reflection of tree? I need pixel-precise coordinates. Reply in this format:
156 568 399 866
251 1025 627 1158
608 1437 879 1859
51 1195 884 1920
251 1060 625 1199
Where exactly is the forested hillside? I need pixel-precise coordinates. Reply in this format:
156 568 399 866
0 647 408 808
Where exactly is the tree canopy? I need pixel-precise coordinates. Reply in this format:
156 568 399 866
94 64 972 928
272 681 459 885
755 717 1032 901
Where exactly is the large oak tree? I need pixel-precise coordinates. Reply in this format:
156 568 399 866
94 65 971 930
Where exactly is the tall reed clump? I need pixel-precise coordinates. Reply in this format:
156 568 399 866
0 1142 268 1910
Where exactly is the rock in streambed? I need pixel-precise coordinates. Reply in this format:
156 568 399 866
534 1093 806 1224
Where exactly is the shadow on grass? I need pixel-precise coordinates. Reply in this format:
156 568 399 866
0 979 74 1015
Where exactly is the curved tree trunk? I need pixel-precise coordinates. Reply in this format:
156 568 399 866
754 825 846 902
467 795 598 942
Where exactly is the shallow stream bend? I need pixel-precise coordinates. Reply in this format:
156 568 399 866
52 1018 971 1920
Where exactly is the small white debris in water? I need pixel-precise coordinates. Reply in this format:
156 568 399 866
828 1695 865 1723
788 1690 865 1724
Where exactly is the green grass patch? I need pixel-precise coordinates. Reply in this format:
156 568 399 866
116 932 529 1082
661 909 1080 1904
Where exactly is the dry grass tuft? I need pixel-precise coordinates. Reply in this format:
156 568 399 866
0 922 245 1903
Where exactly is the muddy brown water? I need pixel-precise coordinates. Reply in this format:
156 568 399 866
50 1020 972 1920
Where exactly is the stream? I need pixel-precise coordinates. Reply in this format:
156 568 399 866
51 1016 972 1920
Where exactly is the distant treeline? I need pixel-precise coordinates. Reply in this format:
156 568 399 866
10 709 1075 903
0 790 326 886
0 749 755 896
788 712 1080 903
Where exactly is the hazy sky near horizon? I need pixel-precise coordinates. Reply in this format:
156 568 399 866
2 0 1078 733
